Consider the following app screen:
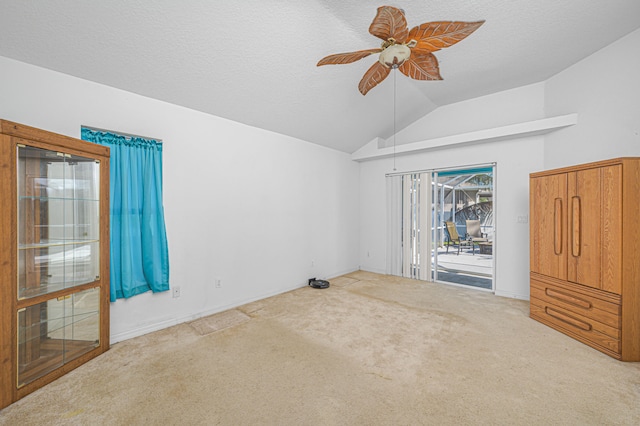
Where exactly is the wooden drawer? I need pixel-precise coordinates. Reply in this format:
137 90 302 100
530 278 621 329
530 276 621 357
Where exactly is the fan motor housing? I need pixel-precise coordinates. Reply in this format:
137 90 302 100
379 44 411 67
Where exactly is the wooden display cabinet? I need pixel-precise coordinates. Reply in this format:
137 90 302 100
0 120 110 409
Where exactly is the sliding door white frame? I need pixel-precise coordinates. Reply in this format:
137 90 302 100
387 163 496 289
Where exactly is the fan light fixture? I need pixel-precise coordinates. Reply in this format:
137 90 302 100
317 6 484 95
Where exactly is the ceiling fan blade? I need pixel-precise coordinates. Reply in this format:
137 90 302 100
408 21 485 52
358 62 391 95
399 53 442 81
317 48 382 66
369 6 409 43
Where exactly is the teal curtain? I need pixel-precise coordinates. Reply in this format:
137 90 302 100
81 128 170 302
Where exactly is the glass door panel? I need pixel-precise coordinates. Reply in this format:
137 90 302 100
17 287 100 387
432 167 494 290
17 145 100 299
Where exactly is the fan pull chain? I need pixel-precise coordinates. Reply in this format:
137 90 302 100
393 67 397 171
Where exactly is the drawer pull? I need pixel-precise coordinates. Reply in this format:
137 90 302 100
571 196 581 257
545 307 592 331
554 198 563 255
545 288 592 309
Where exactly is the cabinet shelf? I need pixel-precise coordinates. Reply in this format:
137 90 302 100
18 195 100 201
19 239 100 249
18 314 100 340
18 339 99 387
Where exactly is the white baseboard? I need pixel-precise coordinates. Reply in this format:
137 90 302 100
111 318 183 344
494 289 529 300
111 268 360 344
327 267 360 279
358 266 386 275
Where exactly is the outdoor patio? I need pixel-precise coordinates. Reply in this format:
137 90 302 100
434 246 493 290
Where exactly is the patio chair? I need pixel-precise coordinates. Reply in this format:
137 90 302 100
444 221 473 255
466 219 489 254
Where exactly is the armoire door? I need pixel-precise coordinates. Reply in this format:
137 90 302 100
567 167 601 288
530 173 567 280
567 165 622 293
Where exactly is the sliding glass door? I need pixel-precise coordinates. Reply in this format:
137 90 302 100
432 166 494 290
387 164 495 291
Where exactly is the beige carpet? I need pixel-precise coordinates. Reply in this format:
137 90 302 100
1 271 639 425
189 309 250 335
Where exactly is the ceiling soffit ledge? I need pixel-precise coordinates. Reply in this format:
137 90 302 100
351 113 578 161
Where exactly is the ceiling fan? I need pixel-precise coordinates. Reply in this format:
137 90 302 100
317 6 484 95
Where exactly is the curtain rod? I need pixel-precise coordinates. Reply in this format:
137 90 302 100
385 162 496 177
81 125 163 143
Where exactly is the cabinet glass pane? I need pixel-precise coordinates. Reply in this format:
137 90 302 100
17 287 100 387
17 145 100 299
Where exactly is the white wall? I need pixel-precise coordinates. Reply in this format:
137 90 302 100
392 82 546 146
544 28 640 168
359 85 546 299
0 56 360 342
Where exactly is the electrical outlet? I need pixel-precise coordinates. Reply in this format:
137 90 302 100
172 286 181 298
215 278 222 288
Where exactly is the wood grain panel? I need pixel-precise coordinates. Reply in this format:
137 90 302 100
530 298 620 356
601 165 622 294
620 158 640 360
0 135 17 408
567 168 601 289
99 153 111 350
0 120 108 158
531 278 620 330
530 174 567 279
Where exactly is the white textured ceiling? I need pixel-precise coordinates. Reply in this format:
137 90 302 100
1 1 639 153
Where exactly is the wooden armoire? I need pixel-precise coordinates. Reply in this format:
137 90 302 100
0 120 110 408
529 158 640 361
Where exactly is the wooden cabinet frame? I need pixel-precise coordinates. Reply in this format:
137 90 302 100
530 158 640 361
0 120 110 409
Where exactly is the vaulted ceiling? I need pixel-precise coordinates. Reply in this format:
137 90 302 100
1 1 639 153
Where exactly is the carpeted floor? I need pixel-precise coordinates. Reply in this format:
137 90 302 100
1 271 639 425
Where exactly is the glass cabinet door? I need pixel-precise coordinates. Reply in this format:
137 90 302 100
16 144 102 387
17 145 101 299
17 287 100 386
